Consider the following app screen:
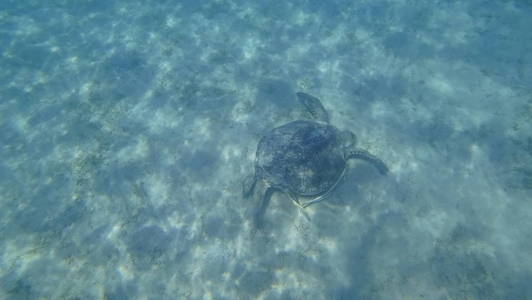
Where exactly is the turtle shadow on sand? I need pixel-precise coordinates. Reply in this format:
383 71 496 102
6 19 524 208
243 92 389 228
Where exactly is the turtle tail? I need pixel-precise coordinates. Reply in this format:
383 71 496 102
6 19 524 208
348 149 389 175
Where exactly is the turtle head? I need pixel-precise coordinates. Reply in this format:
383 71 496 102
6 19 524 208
296 92 330 124
340 130 357 155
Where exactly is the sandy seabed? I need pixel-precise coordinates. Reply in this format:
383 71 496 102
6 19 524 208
1 1 531 299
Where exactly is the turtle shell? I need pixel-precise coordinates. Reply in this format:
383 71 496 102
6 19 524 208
255 120 346 196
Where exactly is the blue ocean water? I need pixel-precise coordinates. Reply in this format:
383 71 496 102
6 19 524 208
1 0 531 299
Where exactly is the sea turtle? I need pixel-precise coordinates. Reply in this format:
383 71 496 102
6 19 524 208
243 92 388 227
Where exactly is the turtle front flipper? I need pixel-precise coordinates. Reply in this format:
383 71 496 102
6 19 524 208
296 92 330 124
348 149 389 175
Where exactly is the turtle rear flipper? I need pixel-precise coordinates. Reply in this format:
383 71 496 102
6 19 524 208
296 92 330 124
252 185 274 229
348 149 389 175
242 174 257 198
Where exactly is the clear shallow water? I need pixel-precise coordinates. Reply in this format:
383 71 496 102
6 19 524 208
1 1 531 299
